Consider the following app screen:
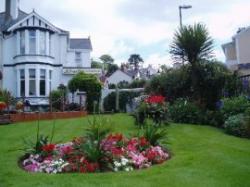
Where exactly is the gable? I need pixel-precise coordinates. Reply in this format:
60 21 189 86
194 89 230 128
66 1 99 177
107 70 132 85
7 11 63 33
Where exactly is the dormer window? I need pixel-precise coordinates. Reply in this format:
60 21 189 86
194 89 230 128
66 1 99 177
29 30 36 54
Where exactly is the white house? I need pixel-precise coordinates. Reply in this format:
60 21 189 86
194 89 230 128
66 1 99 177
0 0 101 105
222 27 250 79
106 70 133 85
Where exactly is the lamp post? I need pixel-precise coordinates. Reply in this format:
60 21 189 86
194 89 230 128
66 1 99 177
179 5 192 28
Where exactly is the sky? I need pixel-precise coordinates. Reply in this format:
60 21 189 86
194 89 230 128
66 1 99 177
1 0 250 67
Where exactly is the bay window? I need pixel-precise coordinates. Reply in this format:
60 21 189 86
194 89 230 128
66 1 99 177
29 30 36 54
40 69 46 96
40 31 46 55
20 31 25 55
20 69 25 96
18 69 52 97
18 29 52 56
29 69 36 96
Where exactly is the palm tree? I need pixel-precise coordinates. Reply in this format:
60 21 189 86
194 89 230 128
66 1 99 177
170 23 214 104
170 23 214 66
128 54 144 71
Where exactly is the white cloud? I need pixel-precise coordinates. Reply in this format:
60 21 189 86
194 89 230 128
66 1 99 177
144 53 172 68
0 0 249 65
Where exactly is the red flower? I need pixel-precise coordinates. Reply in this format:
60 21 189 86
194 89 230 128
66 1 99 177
42 144 55 152
111 147 124 156
62 146 73 155
145 150 157 161
0 102 7 111
145 95 165 104
139 137 148 147
87 162 99 172
107 133 123 142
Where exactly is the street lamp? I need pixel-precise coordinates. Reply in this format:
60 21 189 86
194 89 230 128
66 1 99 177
179 5 192 28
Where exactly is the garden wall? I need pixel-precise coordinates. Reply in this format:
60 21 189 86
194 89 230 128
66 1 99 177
10 111 87 123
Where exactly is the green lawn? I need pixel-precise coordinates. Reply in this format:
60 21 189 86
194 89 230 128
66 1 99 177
0 114 250 187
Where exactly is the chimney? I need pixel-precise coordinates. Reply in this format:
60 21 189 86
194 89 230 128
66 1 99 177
5 0 19 21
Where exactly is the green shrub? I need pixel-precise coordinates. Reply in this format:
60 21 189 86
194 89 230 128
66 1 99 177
140 123 167 146
221 96 250 120
50 90 64 111
224 114 248 137
103 91 140 112
68 72 102 112
169 99 201 124
129 79 147 88
133 102 148 128
199 110 224 127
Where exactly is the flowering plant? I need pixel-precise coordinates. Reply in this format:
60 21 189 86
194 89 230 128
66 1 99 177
21 133 169 174
145 95 165 104
134 95 168 127
0 101 7 111
16 101 24 110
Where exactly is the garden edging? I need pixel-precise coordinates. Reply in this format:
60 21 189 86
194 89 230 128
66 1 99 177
10 111 87 123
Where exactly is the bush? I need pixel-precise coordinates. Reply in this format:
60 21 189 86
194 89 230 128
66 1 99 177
224 114 249 137
65 103 81 111
129 79 147 88
103 92 140 112
140 123 167 146
68 72 102 112
50 90 64 111
221 96 250 120
169 98 201 124
133 95 168 127
199 110 224 127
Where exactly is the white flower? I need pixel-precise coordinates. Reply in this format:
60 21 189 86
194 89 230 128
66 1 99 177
125 167 130 172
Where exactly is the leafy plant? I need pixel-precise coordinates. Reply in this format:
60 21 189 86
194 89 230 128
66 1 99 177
221 96 250 120
80 140 104 163
140 123 167 146
224 114 247 137
68 72 102 112
85 116 112 143
169 98 201 124
103 91 140 112
23 114 56 154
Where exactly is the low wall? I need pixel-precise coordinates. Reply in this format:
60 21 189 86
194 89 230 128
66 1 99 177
10 111 87 123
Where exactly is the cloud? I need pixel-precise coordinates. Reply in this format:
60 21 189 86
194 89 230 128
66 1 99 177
144 53 172 67
1 0 249 66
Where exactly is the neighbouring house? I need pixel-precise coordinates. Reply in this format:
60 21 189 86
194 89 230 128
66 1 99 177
0 0 101 105
106 65 159 86
222 27 250 79
106 69 133 86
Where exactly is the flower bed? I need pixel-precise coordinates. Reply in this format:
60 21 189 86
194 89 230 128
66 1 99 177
20 133 170 174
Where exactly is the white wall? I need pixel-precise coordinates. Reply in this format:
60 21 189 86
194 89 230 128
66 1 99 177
66 49 91 68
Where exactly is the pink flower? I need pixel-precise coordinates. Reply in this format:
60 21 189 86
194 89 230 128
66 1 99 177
129 152 148 169
24 163 39 172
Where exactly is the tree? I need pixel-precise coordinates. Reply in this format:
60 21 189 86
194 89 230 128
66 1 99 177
170 23 214 66
91 59 103 69
106 64 118 77
68 72 102 112
170 23 214 103
100 54 114 64
128 54 144 70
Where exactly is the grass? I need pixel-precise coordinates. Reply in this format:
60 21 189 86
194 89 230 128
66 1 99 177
0 114 250 187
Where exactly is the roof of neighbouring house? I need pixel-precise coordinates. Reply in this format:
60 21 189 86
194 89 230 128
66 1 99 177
69 38 93 50
0 10 29 32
